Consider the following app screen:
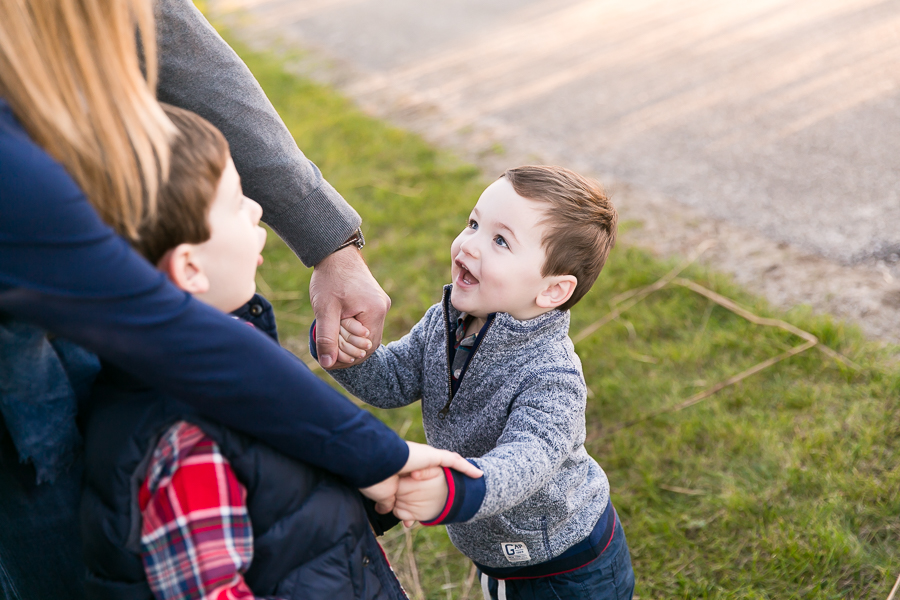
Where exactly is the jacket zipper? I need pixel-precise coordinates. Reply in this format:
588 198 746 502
438 308 495 420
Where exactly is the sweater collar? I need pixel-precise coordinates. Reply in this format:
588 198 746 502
440 284 571 353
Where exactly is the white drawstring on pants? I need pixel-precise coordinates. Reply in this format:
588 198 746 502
480 573 507 600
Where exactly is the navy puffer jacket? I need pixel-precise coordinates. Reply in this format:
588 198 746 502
79 296 407 600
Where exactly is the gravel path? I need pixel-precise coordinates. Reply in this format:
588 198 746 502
210 0 900 343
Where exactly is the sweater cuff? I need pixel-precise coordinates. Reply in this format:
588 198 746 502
421 460 485 526
266 179 362 268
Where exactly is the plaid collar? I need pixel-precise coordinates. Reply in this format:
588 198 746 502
452 313 480 381
455 312 478 346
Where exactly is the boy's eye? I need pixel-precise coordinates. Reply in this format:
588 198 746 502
494 235 508 248
468 219 478 230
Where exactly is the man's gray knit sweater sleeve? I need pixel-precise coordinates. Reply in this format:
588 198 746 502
327 305 441 408
155 0 360 266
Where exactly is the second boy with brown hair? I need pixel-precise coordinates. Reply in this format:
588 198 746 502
79 105 481 600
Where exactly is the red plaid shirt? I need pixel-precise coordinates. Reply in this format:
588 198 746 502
138 421 275 600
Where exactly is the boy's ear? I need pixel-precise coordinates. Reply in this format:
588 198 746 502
536 275 577 310
158 244 210 295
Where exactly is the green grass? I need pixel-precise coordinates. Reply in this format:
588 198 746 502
218 29 899 600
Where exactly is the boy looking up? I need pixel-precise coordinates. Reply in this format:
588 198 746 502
79 105 480 600
320 166 635 599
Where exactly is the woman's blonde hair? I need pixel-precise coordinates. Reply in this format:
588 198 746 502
0 0 175 241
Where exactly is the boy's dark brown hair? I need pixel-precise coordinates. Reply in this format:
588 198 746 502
502 165 617 311
133 104 230 265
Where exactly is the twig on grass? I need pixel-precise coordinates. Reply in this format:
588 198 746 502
265 290 305 300
405 526 425 600
604 339 817 435
275 311 309 325
572 239 717 344
887 571 900 600
659 484 707 496
381 523 408 546
672 278 859 370
460 563 478 600
254 272 274 296
672 557 695 576
586 271 860 436
666 339 817 411
815 342 863 371
672 278 817 343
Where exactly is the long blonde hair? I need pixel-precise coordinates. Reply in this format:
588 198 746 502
0 0 175 241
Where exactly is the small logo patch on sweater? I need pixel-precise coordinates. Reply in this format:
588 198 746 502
501 542 531 563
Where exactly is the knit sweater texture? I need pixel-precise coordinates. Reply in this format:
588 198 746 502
329 285 610 569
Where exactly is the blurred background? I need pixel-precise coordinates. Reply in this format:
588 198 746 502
211 0 900 341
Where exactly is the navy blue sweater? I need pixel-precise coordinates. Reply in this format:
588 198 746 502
0 99 407 488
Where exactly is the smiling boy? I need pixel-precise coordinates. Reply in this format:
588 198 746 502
321 166 635 599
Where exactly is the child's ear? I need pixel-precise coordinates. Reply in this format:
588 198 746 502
536 275 577 310
158 244 210 295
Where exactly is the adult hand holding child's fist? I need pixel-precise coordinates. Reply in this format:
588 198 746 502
360 441 481 516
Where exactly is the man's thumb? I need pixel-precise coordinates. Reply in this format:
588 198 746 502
315 305 341 368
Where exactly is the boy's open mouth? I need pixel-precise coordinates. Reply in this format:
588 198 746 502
456 261 479 286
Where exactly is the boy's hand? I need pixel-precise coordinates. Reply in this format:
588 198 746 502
360 442 480 517
360 474 399 514
393 469 448 524
336 317 371 364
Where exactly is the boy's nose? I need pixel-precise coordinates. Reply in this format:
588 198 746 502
459 237 479 258
247 197 263 224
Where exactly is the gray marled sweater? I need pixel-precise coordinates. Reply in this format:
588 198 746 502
329 285 610 569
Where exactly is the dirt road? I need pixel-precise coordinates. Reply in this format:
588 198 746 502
210 0 900 343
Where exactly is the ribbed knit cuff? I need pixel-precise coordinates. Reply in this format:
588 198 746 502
421 460 485 525
309 321 318 359
266 180 361 268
